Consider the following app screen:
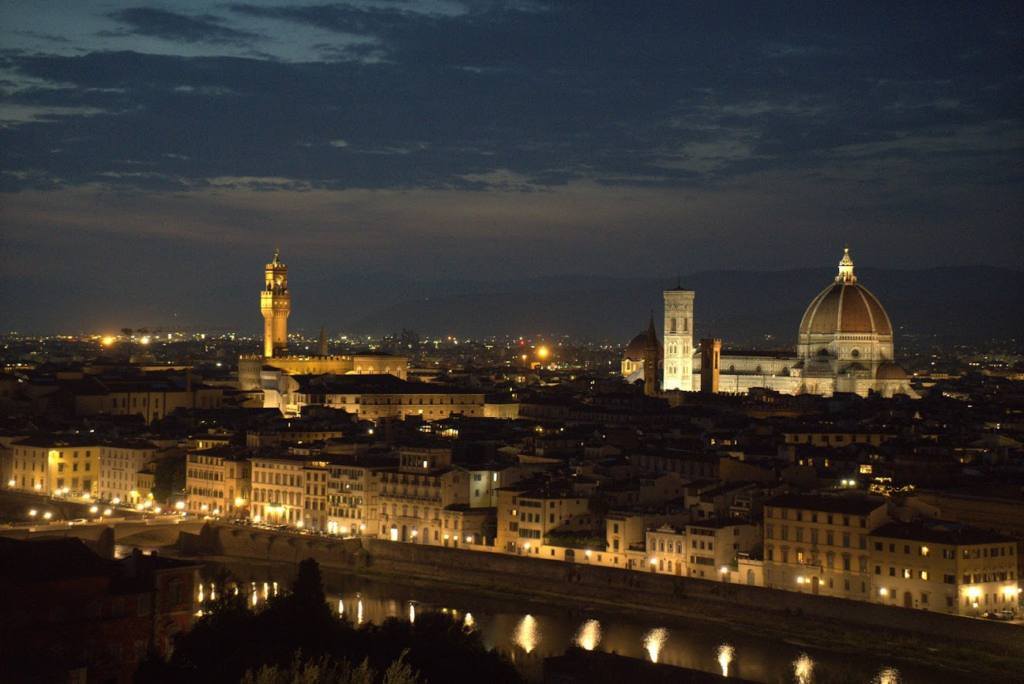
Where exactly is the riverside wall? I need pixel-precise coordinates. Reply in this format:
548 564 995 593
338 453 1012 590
185 524 1024 657
179 523 367 569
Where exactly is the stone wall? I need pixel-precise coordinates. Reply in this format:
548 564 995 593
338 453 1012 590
184 524 1024 657
182 523 366 569
363 538 1024 657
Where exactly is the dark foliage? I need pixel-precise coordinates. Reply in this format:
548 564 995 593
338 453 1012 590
134 559 521 684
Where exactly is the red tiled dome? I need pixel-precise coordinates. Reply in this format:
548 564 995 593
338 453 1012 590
799 249 893 337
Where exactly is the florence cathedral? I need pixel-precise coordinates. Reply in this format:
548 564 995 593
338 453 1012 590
624 249 918 399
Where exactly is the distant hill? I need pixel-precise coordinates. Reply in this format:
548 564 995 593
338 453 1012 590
338 266 1024 346
4 266 1020 346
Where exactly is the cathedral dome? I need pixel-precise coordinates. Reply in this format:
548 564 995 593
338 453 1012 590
623 331 662 361
798 249 893 337
875 362 908 380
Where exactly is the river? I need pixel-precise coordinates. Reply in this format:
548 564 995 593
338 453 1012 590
187 557 992 684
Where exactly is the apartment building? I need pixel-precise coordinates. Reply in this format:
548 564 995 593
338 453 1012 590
183 445 251 517
324 455 391 536
496 480 592 556
763 493 890 601
10 435 99 496
684 519 761 581
869 520 1019 616
250 453 306 525
378 446 470 544
98 439 158 504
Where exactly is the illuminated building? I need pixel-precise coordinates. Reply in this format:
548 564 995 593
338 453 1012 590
263 372 486 420
661 286 695 391
98 439 158 505
249 453 308 526
636 249 918 398
620 329 662 384
324 456 391 536
261 248 291 358
378 446 472 544
184 446 251 517
238 250 408 392
10 436 100 497
495 479 592 556
763 493 890 601
869 521 1018 615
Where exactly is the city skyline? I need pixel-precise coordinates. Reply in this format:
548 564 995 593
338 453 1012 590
1 2 1022 333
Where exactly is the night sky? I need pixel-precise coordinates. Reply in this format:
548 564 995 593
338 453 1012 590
1 2 1021 334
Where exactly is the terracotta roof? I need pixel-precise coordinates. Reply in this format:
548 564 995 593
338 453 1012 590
765 493 887 515
799 282 893 336
875 362 909 380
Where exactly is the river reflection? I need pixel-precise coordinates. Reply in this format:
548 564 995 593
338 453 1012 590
206 561 964 683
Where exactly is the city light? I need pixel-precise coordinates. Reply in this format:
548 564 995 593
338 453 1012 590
717 643 735 677
794 653 815 684
513 614 539 654
643 628 668 663
573 619 602 651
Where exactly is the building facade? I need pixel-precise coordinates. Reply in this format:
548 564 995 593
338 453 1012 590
10 436 99 496
249 454 307 525
662 287 695 392
184 446 252 517
869 521 1019 616
98 440 158 505
239 250 407 391
763 493 890 601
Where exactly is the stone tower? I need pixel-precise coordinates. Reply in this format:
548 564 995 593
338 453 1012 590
700 338 721 394
643 314 660 396
261 249 290 358
662 287 695 391
317 324 328 357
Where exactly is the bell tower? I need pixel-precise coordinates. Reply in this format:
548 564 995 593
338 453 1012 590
663 287 695 391
261 249 290 358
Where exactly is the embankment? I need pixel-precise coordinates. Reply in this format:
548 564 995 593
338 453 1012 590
180 523 1024 665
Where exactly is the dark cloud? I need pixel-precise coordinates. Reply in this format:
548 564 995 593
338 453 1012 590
0 2 1020 256
103 7 258 45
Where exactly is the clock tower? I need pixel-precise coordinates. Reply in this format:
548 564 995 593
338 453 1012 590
261 249 290 358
